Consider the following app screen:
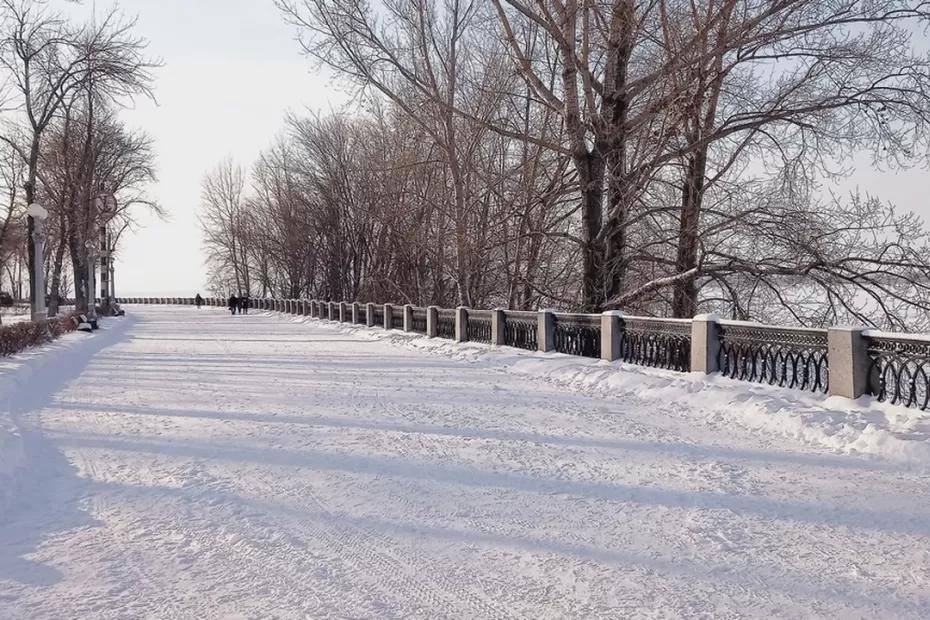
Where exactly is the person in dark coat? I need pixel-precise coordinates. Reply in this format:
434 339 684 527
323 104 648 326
240 294 250 315
195 293 203 309
228 294 238 315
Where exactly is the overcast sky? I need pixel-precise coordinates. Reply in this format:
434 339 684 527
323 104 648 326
59 1 930 297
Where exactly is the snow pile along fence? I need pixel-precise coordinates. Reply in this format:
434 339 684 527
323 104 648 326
115 297 930 412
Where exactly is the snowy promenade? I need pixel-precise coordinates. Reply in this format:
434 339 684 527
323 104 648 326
1 306 929 618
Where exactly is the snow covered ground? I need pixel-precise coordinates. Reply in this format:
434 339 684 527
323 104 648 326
1 306 929 618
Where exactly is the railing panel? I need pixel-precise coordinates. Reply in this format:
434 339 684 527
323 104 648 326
391 309 404 330
867 333 930 410
503 311 538 351
372 305 384 327
436 309 455 340
553 313 601 359
467 310 492 344
620 317 692 372
411 308 428 334
717 322 827 392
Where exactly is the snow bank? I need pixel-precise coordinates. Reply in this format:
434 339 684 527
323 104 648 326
276 313 930 467
0 317 131 515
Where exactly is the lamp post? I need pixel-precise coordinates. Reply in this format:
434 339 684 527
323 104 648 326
97 194 117 311
85 236 98 329
26 204 48 322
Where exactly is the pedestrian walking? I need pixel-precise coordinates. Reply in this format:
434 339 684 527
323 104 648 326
228 294 238 316
195 293 203 309
241 294 250 315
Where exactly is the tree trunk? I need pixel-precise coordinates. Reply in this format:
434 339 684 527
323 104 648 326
672 149 708 318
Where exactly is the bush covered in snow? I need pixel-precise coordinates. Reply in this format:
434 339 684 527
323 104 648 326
0 314 79 357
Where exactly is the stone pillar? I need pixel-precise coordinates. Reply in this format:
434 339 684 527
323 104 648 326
403 304 414 332
601 311 624 362
352 302 361 324
426 306 439 338
384 304 394 330
491 308 506 346
828 326 870 399
455 307 468 343
366 303 375 327
327 301 336 320
340 302 348 323
691 314 721 374
538 309 555 352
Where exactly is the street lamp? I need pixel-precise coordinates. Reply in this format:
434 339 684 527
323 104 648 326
26 203 48 322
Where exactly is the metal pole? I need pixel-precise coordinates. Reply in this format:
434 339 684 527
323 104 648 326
99 225 109 304
26 204 47 322
86 248 97 328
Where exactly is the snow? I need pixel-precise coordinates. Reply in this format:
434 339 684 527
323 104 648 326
1 306 929 618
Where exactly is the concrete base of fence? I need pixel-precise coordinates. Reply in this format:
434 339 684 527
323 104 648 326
427 306 439 338
538 310 555 352
601 311 623 361
491 309 506 345
404 305 414 332
455 307 468 342
828 327 870 399
691 314 721 374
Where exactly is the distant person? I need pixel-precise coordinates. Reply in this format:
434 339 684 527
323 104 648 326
228 294 238 316
195 293 203 309
240 294 250 315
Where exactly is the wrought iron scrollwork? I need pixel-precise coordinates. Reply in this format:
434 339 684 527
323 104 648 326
620 318 691 372
411 308 428 334
437 310 456 340
504 312 538 351
717 324 828 393
467 311 492 343
553 314 601 359
867 336 930 410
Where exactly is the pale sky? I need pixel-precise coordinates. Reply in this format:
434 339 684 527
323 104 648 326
57 1 930 298
59 0 345 296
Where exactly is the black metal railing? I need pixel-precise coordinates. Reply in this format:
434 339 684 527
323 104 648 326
355 306 367 325
467 310 493 344
437 309 456 340
391 308 405 330
717 322 828 392
618 317 692 372
372 305 384 327
411 308 428 334
867 333 930 410
503 311 538 351
553 313 601 359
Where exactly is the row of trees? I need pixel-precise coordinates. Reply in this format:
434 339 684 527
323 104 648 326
202 0 930 329
0 0 159 316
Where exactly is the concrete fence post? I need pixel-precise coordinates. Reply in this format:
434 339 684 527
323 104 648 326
601 311 624 362
384 304 394 330
351 302 361 324
366 303 375 327
455 306 469 343
538 309 556 352
403 304 414 332
691 314 721 374
337 302 346 322
491 308 506 346
828 326 870 399
426 306 439 338
327 301 336 320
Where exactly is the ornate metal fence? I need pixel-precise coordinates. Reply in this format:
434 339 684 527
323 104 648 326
866 333 930 410
411 308 428 334
437 309 456 340
391 308 405 330
503 311 538 351
553 313 601 359
466 310 493 344
619 317 692 372
717 322 828 393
